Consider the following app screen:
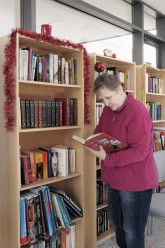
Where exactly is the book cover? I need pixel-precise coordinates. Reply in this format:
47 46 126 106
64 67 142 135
51 146 68 177
27 191 43 239
34 151 44 179
40 186 54 237
20 154 32 185
70 224 76 248
49 187 83 217
39 147 53 177
28 187 46 235
51 193 65 227
20 192 36 243
72 132 128 153
45 186 57 234
20 197 28 245
22 151 37 182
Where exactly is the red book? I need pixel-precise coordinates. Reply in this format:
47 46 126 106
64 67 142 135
72 132 128 153
20 154 32 185
22 151 37 182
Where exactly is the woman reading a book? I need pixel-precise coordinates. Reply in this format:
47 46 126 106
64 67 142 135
90 73 158 248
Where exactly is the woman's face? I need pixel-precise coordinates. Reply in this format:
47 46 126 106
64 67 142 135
97 86 124 111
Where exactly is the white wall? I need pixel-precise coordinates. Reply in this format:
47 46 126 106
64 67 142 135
0 0 20 37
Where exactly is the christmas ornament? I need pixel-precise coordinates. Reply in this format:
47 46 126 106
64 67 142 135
94 61 105 73
103 49 112 57
111 53 117 58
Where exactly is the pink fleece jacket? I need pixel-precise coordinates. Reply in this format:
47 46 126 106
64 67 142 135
94 93 158 191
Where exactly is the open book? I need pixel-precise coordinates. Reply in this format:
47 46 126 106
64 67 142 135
72 132 128 153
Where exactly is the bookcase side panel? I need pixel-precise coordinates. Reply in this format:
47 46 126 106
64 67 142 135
0 36 20 248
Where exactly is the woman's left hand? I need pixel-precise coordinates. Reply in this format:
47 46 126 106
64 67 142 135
87 145 106 161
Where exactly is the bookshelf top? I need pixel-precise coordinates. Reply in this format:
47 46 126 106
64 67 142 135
90 52 136 66
18 34 83 56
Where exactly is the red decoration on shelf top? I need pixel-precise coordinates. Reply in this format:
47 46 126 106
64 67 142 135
3 28 91 132
94 61 105 73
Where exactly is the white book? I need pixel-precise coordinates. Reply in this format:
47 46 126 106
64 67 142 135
68 148 76 173
49 53 54 83
51 146 68 176
51 193 65 227
70 224 76 248
23 49 28 80
65 60 69 84
19 48 24 80
53 54 58 84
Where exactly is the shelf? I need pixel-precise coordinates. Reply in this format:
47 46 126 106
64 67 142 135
97 228 115 244
19 126 81 133
19 80 81 88
21 172 81 191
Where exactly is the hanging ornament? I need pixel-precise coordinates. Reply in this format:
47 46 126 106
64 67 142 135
94 61 105 73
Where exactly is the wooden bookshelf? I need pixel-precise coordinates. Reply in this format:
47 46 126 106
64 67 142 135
0 34 85 247
84 53 136 247
136 64 165 127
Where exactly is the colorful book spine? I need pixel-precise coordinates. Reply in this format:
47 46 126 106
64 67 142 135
20 197 28 245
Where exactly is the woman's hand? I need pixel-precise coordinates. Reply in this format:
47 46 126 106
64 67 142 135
87 145 106 161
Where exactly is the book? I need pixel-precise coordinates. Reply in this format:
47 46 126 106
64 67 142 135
39 186 54 237
20 197 28 245
22 151 37 182
27 191 43 239
20 192 36 243
20 154 32 185
72 132 128 153
51 146 69 177
49 187 83 217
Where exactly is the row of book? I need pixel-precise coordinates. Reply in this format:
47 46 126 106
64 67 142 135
21 145 76 185
97 208 111 236
22 226 75 248
20 98 77 129
20 186 82 246
19 47 77 85
96 178 108 206
145 73 163 94
97 66 131 90
153 127 165 151
146 101 161 121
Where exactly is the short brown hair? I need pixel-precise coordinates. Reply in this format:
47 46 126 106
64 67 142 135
93 73 123 93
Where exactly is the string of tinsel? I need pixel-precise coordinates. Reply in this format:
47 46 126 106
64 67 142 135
3 28 91 132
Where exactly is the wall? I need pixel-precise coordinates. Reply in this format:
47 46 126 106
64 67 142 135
0 0 20 37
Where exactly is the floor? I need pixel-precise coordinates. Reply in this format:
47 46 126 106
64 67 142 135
97 218 165 248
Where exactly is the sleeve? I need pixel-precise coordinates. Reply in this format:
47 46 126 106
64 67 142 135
104 108 153 168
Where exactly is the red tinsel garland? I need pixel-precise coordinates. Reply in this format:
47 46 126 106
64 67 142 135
3 28 91 132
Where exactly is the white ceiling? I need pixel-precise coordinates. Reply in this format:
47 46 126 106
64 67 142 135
141 0 165 15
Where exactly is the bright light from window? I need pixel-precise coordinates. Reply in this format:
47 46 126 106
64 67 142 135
84 34 133 62
144 44 156 67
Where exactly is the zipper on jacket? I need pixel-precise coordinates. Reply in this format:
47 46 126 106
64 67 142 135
113 112 117 122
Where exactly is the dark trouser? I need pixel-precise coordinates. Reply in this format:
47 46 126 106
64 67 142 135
107 186 153 248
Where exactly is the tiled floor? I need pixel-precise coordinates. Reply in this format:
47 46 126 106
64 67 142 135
97 218 165 248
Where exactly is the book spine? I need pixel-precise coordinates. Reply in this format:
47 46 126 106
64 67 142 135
45 186 56 233
32 193 43 239
20 197 28 245
40 186 54 237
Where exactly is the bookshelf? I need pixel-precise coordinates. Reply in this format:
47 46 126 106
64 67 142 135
0 33 85 247
136 64 165 127
84 53 136 247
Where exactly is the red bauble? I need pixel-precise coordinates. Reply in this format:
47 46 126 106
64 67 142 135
94 61 105 73
111 53 116 58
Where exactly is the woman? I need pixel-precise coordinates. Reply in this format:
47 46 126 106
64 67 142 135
89 73 158 248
